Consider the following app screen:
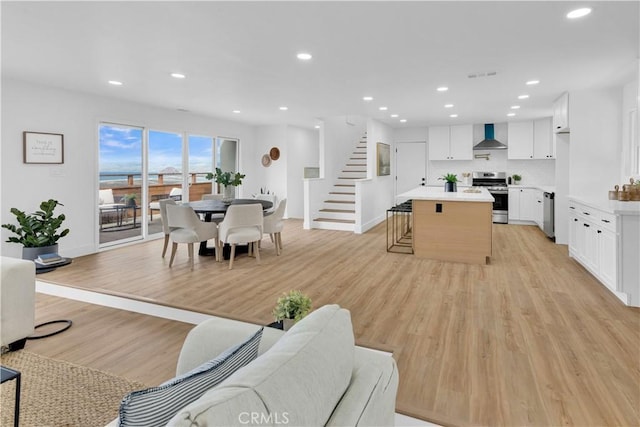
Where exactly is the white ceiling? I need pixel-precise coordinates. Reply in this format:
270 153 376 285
2 1 638 129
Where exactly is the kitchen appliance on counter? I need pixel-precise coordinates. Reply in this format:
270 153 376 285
543 192 555 239
472 171 508 223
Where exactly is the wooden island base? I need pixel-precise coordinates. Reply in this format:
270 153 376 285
413 199 493 264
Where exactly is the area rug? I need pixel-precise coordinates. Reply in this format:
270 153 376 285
1 350 147 427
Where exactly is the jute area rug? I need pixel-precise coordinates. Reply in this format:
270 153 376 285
1 350 147 427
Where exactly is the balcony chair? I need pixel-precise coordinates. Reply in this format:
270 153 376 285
158 198 177 258
262 198 287 256
98 188 125 229
166 204 218 270
217 204 263 270
149 187 182 221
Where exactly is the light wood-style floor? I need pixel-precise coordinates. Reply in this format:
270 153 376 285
37 220 640 426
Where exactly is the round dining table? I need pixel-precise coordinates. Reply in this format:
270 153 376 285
183 198 273 256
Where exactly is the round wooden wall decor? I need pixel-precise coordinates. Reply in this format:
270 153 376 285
261 154 272 167
269 147 280 161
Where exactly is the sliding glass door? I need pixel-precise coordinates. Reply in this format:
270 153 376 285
98 123 144 245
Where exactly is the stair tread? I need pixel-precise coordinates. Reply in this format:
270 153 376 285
324 200 355 204
320 208 355 213
314 218 356 224
342 170 367 173
334 184 355 187
329 191 356 195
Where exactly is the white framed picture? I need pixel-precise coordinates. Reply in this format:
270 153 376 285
23 131 64 164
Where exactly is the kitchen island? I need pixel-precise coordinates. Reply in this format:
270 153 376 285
397 186 494 264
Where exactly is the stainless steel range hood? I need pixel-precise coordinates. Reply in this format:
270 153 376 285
474 124 507 150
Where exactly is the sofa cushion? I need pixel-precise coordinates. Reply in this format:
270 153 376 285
169 304 355 426
118 327 263 427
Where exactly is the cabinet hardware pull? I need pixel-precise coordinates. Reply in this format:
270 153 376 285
570 206 575 209
583 212 590 215
574 218 578 222
602 219 610 223
597 230 602 234
584 224 590 227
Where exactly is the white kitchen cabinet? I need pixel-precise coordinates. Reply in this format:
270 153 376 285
533 118 555 159
533 189 544 227
508 187 538 223
508 118 554 159
428 125 472 160
598 228 617 290
553 92 570 133
507 121 534 159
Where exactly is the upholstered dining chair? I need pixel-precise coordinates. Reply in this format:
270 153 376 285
262 198 287 256
217 204 263 270
166 204 218 270
158 199 177 258
201 194 225 223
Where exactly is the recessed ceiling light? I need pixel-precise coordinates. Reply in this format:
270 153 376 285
363 96 373 101
507 113 516 117
400 119 407 123
108 80 123 86
567 7 592 19
390 114 399 118
232 110 241 114
296 52 312 60
437 86 449 92
444 104 454 108
511 105 521 109
279 106 288 111
314 125 320 129
170 73 186 79
449 114 458 118
526 80 540 85
518 94 530 99
379 106 388 111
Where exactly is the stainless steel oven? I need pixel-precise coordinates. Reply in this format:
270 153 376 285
472 171 508 224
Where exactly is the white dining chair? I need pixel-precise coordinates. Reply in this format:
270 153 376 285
158 198 177 258
263 198 287 256
201 194 225 223
217 204 263 270
166 204 218 270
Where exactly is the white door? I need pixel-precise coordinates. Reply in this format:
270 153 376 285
395 142 426 197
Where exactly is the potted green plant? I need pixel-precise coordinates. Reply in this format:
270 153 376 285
2 199 70 260
512 174 522 185
123 193 138 207
273 290 312 331
206 168 246 202
439 173 459 192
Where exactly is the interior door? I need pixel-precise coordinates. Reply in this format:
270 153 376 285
395 142 426 197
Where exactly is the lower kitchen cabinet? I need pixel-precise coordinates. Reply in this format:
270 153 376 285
509 187 542 225
567 198 639 305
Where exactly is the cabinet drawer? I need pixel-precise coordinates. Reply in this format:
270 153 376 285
596 211 617 232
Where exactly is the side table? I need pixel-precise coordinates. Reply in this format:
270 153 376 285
1 365 21 427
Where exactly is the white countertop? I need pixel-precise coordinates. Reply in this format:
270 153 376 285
568 195 640 216
509 184 556 194
397 186 494 203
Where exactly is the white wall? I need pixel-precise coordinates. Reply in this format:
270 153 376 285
251 125 288 201
1 78 256 258
569 87 623 198
394 126 427 143
286 126 319 219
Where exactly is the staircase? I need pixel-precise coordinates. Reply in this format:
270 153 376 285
312 135 367 231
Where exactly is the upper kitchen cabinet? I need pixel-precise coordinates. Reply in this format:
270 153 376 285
553 92 570 133
428 124 472 160
508 118 554 159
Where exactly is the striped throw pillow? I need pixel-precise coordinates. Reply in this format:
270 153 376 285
118 327 264 427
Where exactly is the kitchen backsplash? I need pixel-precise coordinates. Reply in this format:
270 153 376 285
427 149 556 186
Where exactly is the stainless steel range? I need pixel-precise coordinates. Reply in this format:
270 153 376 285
472 171 508 224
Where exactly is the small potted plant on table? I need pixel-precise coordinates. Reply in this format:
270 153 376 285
2 199 70 260
439 173 459 192
206 168 246 203
512 174 522 185
273 290 312 331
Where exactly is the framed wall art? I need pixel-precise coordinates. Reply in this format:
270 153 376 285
377 142 391 176
23 131 64 164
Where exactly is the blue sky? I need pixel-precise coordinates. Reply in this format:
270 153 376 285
99 125 214 173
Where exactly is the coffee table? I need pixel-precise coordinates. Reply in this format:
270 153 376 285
1 365 21 427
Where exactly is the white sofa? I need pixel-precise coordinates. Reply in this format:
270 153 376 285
110 305 398 426
0 256 36 350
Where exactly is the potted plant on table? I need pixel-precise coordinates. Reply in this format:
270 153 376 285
2 199 70 260
123 193 138 207
206 168 246 203
512 174 522 185
273 290 312 331
439 173 459 192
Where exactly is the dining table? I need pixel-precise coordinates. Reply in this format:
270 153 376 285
183 198 273 257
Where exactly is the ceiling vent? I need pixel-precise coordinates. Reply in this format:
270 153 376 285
467 71 497 79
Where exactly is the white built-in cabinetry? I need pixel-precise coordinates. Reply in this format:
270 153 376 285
553 92 570 133
507 118 554 159
428 125 473 160
508 187 543 226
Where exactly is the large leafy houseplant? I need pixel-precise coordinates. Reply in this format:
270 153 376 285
273 290 312 323
206 168 245 186
2 199 70 247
